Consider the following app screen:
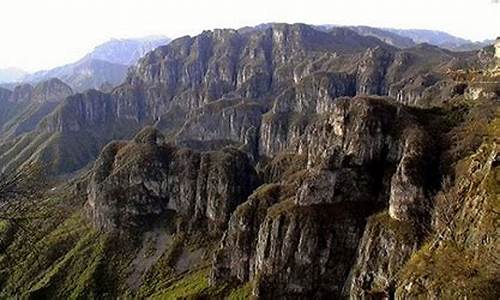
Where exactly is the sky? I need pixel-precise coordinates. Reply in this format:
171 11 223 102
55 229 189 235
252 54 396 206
1 0 499 72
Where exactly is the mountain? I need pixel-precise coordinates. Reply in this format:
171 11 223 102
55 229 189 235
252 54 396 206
23 36 170 92
1 23 486 175
0 78 73 141
0 23 498 299
319 24 493 52
385 28 470 48
383 28 498 51
24 58 129 92
87 36 170 65
346 25 417 48
0 67 27 83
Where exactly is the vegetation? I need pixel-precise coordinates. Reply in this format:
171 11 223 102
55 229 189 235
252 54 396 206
395 95 499 299
227 282 253 300
150 268 211 299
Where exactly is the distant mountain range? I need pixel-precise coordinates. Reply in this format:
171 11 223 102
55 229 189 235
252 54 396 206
87 36 171 66
0 67 27 83
1 27 494 92
317 25 494 51
22 36 170 91
382 28 494 51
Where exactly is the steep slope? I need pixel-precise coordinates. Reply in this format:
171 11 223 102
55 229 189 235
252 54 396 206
0 79 73 139
0 87 17 128
0 79 72 139
0 88 143 175
211 96 438 298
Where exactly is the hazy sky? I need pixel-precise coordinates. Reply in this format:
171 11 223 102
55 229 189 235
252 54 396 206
1 0 499 72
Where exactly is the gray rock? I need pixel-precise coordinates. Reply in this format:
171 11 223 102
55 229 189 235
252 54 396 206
86 127 259 234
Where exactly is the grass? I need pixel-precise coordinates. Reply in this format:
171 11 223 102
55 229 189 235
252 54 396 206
0 220 9 235
150 268 210 300
149 266 241 300
266 198 297 218
227 282 253 300
370 211 417 242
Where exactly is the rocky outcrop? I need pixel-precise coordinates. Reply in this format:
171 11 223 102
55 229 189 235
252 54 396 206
261 96 398 160
0 87 12 103
87 127 259 233
296 168 376 206
356 46 394 95
209 96 436 298
175 99 264 156
211 184 282 284
40 90 115 132
8 84 33 103
271 72 357 114
346 212 419 299
395 140 499 299
0 79 74 139
31 78 73 103
259 111 309 157
388 127 428 222
252 202 368 298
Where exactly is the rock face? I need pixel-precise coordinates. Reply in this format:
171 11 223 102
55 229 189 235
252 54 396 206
211 184 282 283
0 79 73 139
253 202 368 298
80 96 437 297
261 96 404 168
175 98 264 156
388 127 428 222
87 127 259 233
31 78 73 103
0 23 472 177
40 90 114 132
347 213 419 299
8 84 33 103
210 96 436 298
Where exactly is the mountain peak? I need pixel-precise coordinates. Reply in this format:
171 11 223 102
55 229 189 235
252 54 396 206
9 83 33 103
23 36 170 92
32 78 73 103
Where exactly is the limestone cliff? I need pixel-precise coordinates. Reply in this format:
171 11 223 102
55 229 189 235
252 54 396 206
87 127 259 234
